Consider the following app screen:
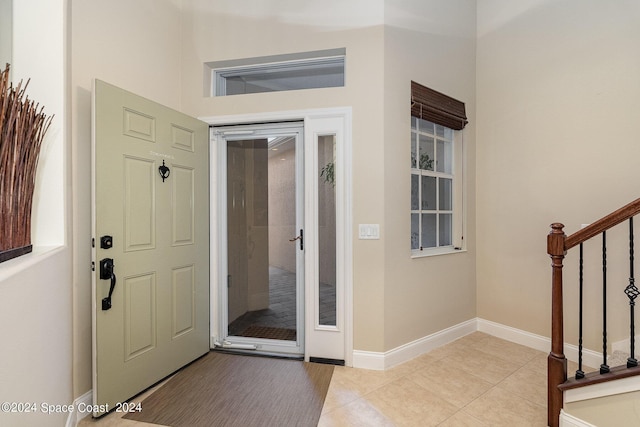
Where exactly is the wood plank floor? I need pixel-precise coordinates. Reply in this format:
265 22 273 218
123 351 333 427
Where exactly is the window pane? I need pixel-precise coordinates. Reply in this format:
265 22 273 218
418 135 434 171
439 178 452 210
411 116 417 130
411 214 419 250
411 132 417 168
436 140 452 174
411 174 419 210
439 213 452 246
227 138 298 340
435 124 445 138
318 134 337 326
219 57 345 96
421 214 436 248
421 176 436 210
419 118 434 134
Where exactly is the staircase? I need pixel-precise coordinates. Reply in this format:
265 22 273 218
547 199 640 427
561 363 640 427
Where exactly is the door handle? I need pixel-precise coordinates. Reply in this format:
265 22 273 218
289 229 304 250
99 258 117 311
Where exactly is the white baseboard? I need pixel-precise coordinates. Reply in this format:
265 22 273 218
477 318 602 369
65 390 92 427
352 318 477 370
560 410 597 427
352 317 606 372
477 318 550 352
612 335 640 353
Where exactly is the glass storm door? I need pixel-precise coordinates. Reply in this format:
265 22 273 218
217 123 305 356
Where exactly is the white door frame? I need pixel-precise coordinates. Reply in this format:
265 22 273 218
214 122 305 356
202 107 353 366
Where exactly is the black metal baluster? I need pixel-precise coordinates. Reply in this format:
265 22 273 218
627 217 639 368
576 242 585 379
601 231 610 374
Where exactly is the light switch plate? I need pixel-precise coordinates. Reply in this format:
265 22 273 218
359 224 380 240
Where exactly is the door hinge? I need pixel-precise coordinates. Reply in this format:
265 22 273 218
91 238 95 248
91 261 95 271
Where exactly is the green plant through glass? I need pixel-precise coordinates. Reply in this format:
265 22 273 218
321 161 335 186
411 153 434 170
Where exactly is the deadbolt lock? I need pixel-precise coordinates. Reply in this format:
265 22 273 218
100 235 113 249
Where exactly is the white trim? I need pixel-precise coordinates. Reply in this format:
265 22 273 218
212 122 306 356
477 318 602 368
213 55 345 96
209 127 220 346
612 335 640 353
352 350 386 371
202 107 353 365
477 318 550 352
352 319 477 370
201 107 353 127
352 318 608 372
559 410 597 427
65 390 92 427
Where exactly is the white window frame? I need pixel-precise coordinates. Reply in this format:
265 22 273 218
207 49 346 97
411 118 465 258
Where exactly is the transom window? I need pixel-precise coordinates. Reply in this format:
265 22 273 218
411 118 454 251
207 49 346 96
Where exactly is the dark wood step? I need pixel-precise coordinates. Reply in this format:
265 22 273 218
559 364 640 391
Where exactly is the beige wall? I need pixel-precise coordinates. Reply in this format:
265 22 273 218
69 1 478 379
70 0 183 398
0 1 71 426
179 0 388 352
179 0 478 353
476 0 640 347
382 0 477 350
65 0 640 407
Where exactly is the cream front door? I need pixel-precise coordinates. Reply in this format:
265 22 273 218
92 80 209 416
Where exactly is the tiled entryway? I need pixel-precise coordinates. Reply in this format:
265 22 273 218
319 332 550 426
80 332 558 426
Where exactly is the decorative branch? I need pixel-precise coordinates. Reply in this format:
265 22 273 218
0 63 53 260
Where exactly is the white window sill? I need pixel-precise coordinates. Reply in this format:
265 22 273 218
411 247 466 259
0 245 66 282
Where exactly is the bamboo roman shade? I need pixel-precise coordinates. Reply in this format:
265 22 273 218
411 81 467 130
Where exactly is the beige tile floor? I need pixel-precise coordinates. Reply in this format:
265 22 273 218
80 332 555 426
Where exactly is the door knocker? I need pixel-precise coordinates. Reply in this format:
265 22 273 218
159 160 170 182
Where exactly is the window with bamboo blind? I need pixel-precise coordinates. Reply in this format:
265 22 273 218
410 81 466 256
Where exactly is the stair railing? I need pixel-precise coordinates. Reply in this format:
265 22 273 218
548 198 640 427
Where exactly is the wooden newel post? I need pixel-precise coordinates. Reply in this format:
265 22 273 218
548 223 567 427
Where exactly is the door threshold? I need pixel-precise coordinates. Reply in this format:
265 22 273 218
212 347 303 361
309 356 345 366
